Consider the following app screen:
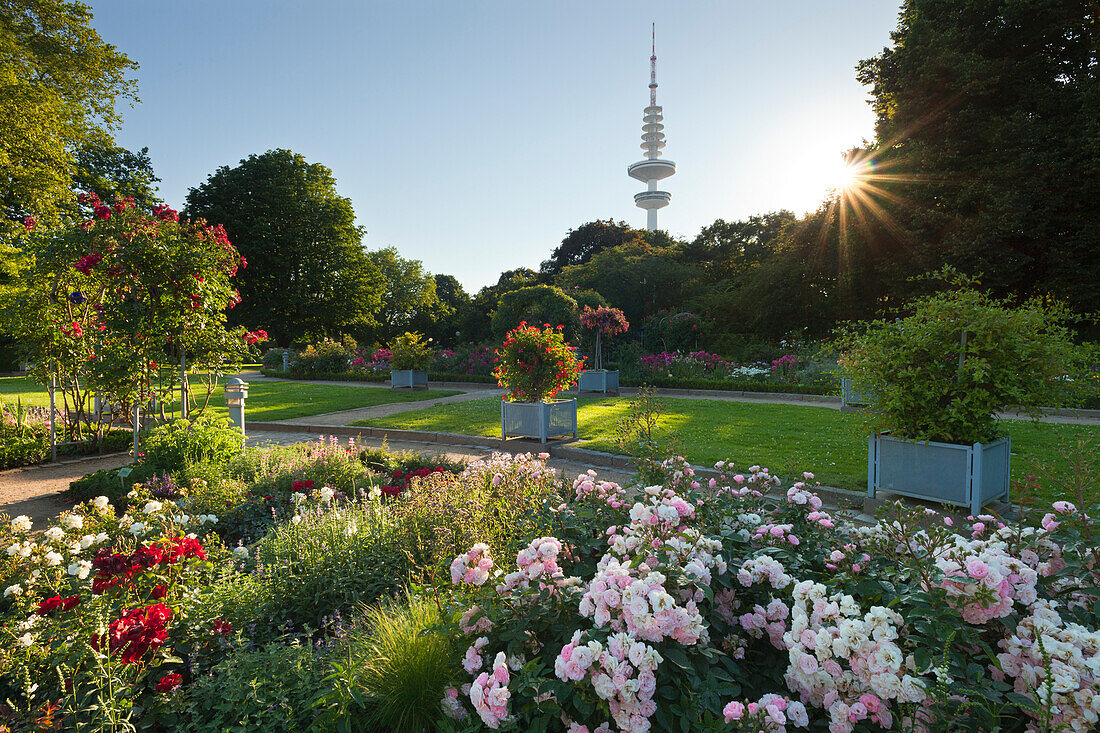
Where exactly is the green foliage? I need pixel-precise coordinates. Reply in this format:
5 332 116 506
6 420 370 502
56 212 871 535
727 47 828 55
492 322 583 402
169 640 330 732
389 332 433 371
540 219 647 276
0 0 139 240
318 597 459 732
260 347 294 371
67 464 155 504
72 133 161 211
141 415 244 475
292 338 351 376
615 385 680 485
245 502 406 633
185 149 383 345
839 278 1089 444
0 424 48 470
856 0 1100 329
366 247 443 344
490 284 581 342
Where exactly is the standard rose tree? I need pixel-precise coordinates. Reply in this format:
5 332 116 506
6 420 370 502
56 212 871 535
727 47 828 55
10 193 266 438
579 305 628 371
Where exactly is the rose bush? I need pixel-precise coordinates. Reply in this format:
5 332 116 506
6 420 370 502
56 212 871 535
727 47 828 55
493 323 584 403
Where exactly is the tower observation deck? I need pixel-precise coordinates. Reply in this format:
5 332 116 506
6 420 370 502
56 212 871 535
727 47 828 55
628 24 675 231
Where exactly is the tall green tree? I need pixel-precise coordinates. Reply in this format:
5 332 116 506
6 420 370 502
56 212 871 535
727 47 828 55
365 246 442 344
681 211 797 282
490 285 580 342
856 0 1100 321
0 0 138 240
185 149 382 345
421 273 469 345
540 220 647 277
72 132 161 210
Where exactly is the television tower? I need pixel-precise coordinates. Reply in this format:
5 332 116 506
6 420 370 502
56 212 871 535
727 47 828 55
628 24 675 231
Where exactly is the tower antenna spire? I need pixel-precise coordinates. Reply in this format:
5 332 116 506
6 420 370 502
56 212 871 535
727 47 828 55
628 23 676 231
649 23 657 106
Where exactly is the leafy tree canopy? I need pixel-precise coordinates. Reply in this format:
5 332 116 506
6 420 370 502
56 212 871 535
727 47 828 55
681 211 797 282
855 0 1100 321
491 285 581 342
540 219 647 276
184 149 382 345
0 0 138 240
72 131 161 210
365 246 442 344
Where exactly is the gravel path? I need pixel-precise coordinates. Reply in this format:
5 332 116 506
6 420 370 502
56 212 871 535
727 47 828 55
0 454 133 528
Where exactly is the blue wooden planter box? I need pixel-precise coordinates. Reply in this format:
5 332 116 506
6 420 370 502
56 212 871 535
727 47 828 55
840 377 869 411
868 433 1011 515
501 399 577 444
391 370 428 390
577 370 619 394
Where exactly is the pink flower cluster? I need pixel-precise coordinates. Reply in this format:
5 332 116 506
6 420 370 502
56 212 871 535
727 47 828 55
470 651 512 728
753 523 801 547
995 599 1100 733
450 544 493 586
496 536 564 593
459 605 493 635
737 556 793 590
783 581 924 732
932 537 1039 624
463 635 489 674
738 598 790 649
573 471 628 508
584 556 708 647
723 693 809 731
555 630 662 733
825 545 871 574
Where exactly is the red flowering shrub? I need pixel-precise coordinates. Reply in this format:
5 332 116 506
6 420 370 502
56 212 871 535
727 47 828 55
492 322 584 403
155 673 182 693
94 603 173 663
380 466 449 496
212 619 233 636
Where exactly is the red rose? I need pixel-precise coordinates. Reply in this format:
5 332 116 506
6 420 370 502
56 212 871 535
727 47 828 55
150 585 167 599
94 205 111 220
23 216 35 230
61 594 81 611
36 596 64 615
156 673 182 693
212 619 233 636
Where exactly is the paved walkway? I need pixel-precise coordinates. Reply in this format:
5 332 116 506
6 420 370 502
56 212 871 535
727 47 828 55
237 372 1100 427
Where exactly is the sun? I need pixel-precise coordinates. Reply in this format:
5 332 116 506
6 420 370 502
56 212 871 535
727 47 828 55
831 157 869 192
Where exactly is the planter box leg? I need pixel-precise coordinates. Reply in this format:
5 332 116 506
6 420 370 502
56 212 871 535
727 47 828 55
970 442 982 518
867 435 876 500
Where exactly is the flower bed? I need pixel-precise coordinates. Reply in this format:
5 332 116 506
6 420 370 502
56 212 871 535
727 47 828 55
5 422 1098 731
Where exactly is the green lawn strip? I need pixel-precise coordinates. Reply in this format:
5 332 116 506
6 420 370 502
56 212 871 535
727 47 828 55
358 396 1100 503
1 376 459 422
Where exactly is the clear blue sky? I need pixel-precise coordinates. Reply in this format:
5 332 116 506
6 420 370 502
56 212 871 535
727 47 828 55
87 1 902 292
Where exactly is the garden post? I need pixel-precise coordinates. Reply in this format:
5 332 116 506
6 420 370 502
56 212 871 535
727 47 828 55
133 403 140 456
49 376 56 462
225 378 249 435
282 351 289 371
180 352 188 419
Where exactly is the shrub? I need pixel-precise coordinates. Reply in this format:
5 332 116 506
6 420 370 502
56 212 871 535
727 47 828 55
141 414 244 475
839 276 1088 444
0 400 49 469
389 332 433 371
292 338 351 376
317 596 459 732
67 463 156 504
168 640 330 732
247 501 406 633
261 347 295 371
493 322 583 402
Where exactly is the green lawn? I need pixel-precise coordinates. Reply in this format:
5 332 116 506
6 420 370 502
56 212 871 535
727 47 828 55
357 396 1100 503
0 376 458 422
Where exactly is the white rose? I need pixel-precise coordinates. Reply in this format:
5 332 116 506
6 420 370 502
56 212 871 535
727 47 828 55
94 533 109 544
17 633 35 648
319 487 335 503
292 492 306 504
11 515 32 533
68 560 92 579
44 527 65 542
6 543 19 557
68 541 82 555
291 515 302 525
93 496 110 510
61 515 84 531
3 584 23 598
80 535 95 549
128 523 146 536
143 501 162 515
44 551 64 566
